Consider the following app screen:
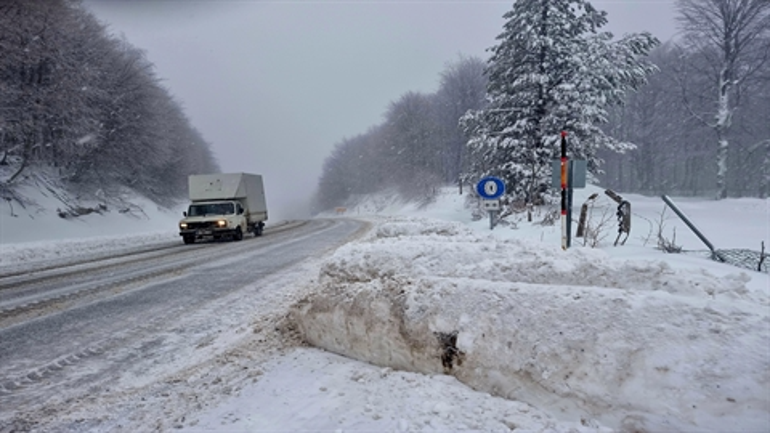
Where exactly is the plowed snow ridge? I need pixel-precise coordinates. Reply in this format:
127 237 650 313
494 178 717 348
293 217 770 432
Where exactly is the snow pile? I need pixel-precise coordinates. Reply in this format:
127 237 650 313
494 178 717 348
293 217 770 432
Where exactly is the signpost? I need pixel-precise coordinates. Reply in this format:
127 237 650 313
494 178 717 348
476 176 505 230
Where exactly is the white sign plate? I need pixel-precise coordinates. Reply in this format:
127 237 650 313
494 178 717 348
483 199 500 211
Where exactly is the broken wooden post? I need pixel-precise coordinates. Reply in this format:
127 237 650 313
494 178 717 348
605 189 630 246
575 193 599 238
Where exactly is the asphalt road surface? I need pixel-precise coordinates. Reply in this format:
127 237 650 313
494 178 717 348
0 218 367 431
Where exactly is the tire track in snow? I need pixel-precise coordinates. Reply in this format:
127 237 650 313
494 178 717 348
0 220 307 289
0 221 313 321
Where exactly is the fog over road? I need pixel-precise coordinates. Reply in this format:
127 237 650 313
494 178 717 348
0 218 366 430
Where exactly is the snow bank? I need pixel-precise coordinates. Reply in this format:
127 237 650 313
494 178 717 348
293 218 770 432
0 231 179 268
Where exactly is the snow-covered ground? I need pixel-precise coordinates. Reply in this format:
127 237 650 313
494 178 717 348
1 185 768 432
0 177 184 249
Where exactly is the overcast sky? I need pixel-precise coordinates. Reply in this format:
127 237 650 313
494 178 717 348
83 0 678 220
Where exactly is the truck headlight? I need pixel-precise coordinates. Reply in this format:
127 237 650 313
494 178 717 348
217 220 227 227
180 223 188 229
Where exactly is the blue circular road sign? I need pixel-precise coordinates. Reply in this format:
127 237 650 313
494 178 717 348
476 176 505 199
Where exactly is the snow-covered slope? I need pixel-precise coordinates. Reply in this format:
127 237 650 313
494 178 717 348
0 176 184 246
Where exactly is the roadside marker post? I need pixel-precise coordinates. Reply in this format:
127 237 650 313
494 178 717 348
560 132 568 250
552 136 586 249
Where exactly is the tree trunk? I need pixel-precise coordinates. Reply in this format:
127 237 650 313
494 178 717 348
715 135 729 199
528 0 549 218
762 140 770 199
6 145 30 184
714 66 732 200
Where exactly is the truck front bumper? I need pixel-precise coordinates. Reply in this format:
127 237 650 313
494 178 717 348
180 228 236 239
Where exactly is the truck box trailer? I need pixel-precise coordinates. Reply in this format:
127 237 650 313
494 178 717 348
178 173 268 244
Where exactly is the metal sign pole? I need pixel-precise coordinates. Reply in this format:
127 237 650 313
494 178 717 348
490 210 494 230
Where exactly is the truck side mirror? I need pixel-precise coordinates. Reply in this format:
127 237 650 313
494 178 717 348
183 211 187 217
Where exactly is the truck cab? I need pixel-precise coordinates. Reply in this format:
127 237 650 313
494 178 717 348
178 173 267 244
179 200 248 243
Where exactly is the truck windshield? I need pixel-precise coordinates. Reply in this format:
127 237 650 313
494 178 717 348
188 203 235 216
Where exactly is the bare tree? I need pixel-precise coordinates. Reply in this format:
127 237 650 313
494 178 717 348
381 92 443 199
1 0 219 204
434 56 487 189
0 0 83 183
601 43 721 196
676 0 770 199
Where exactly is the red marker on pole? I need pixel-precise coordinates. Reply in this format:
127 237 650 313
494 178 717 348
560 131 568 250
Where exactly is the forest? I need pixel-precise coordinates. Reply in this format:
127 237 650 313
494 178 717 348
1 0 766 213
314 0 769 213
0 0 219 204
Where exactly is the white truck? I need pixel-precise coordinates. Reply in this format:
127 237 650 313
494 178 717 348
178 173 268 244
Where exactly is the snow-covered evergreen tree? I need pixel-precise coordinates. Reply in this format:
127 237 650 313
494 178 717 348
462 0 658 206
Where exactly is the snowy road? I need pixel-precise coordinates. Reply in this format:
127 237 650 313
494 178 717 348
0 220 309 315
0 218 367 431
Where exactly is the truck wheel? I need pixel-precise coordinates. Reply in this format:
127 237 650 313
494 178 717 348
254 223 264 237
183 236 195 245
234 227 243 241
